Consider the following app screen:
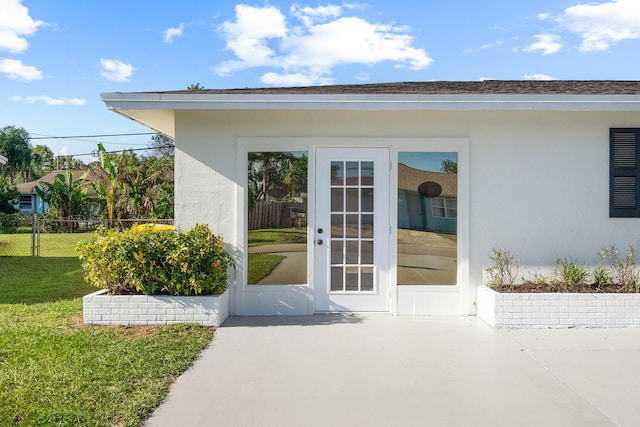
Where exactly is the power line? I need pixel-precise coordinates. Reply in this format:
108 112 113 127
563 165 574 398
31 132 156 140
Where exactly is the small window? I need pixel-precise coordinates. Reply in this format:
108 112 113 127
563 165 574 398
19 195 32 211
432 197 457 218
610 129 640 217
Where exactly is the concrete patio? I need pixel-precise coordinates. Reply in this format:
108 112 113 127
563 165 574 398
146 315 640 427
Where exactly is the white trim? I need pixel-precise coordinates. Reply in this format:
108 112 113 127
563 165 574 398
101 93 640 112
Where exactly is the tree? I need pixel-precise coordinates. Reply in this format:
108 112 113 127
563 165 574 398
187 83 205 90
247 152 307 209
149 133 175 157
440 159 458 174
30 144 55 179
0 126 32 184
0 182 18 213
35 171 89 225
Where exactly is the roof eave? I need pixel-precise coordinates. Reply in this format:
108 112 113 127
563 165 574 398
101 92 640 112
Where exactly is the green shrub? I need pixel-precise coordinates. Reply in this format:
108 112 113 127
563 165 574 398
485 247 520 290
77 224 234 296
553 258 589 290
0 213 21 233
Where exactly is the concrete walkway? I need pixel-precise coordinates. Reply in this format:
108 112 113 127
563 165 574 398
146 316 640 427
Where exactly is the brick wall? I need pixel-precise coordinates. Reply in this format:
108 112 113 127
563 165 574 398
477 285 640 328
83 289 229 327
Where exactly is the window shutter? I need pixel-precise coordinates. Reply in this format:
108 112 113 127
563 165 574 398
610 129 640 217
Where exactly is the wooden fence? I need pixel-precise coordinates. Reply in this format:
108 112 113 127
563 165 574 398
248 201 306 230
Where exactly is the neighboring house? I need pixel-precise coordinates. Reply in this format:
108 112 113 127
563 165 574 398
0 154 7 167
101 80 640 317
14 169 94 214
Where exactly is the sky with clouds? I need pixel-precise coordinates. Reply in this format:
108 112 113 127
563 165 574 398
1 0 640 160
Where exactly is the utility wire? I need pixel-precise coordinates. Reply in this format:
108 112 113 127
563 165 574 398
31 132 156 139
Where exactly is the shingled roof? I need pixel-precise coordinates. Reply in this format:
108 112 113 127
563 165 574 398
152 80 640 96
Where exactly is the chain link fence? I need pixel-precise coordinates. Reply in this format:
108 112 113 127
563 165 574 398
0 215 173 257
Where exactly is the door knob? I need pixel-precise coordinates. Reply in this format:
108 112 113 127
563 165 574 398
316 239 323 245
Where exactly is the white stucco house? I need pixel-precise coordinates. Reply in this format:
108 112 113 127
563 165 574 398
101 80 640 317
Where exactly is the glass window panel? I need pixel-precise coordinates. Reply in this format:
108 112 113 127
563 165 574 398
361 188 374 212
361 267 374 291
247 151 308 285
345 267 359 291
345 214 359 238
361 240 374 264
361 214 374 238
346 241 359 264
331 214 343 238
331 188 343 212
346 188 359 212
397 151 457 286
361 162 374 185
331 240 343 265
331 161 344 185
346 162 359 185
331 267 344 291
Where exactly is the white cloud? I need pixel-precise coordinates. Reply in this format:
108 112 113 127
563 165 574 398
11 95 87 105
216 4 432 86
163 23 184 43
523 73 556 80
0 0 45 53
99 58 135 82
537 13 551 20
558 0 640 51
0 58 42 80
524 34 563 55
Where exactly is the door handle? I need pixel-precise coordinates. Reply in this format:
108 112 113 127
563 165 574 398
316 239 323 245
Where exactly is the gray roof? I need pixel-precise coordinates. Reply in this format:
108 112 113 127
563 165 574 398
148 81 640 96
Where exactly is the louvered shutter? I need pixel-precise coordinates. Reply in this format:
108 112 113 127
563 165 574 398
610 128 640 217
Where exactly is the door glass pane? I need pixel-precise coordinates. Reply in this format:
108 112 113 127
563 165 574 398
361 240 374 264
361 188 373 212
397 152 457 286
346 241 359 264
247 151 308 285
346 162 359 185
329 158 376 293
361 267 374 291
331 267 343 291
361 162 374 185
345 267 359 291
345 188 359 212
331 188 343 212
331 162 344 185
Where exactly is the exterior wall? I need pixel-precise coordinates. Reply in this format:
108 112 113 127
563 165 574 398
173 109 640 316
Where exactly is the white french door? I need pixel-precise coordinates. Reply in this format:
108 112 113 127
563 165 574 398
314 148 390 312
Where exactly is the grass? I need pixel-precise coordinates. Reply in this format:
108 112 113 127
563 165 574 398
247 227 307 247
0 233 92 257
0 257 214 427
247 253 286 284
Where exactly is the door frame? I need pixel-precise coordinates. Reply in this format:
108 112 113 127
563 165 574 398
314 147 391 312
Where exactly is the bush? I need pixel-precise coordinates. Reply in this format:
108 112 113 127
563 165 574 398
77 224 234 296
0 213 21 233
485 247 520 290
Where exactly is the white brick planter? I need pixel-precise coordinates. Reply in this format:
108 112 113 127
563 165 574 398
83 289 229 327
477 285 640 329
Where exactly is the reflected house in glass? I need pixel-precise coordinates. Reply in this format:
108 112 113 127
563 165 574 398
101 81 640 317
398 163 457 235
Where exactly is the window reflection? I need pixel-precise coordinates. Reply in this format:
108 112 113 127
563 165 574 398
247 152 308 285
397 152 457 286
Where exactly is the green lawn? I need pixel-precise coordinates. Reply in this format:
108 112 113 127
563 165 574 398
247 253 286 284
0 233 92 257
247 227 307 247
0 257 214 427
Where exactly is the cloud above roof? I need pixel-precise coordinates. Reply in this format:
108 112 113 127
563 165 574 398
0 58 42 80
163 23 184 44
99 58 135 82
11 95 87 105
215 3 432 86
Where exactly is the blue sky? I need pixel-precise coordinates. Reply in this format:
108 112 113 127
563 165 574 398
1 0 640 162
